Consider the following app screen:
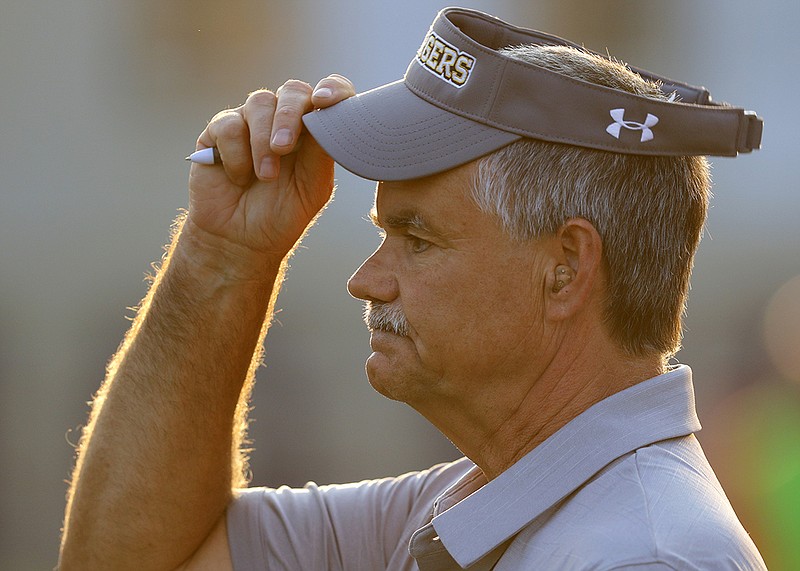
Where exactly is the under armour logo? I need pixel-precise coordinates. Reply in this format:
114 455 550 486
606 108 659 142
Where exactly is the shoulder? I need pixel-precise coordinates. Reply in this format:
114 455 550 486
626 436 765 569
504 436 766 570
229 456 472 527
226 457 472 570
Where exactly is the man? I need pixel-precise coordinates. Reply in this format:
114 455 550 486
59 7 766 570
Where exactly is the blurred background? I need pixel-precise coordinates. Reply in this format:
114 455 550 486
1 1 798 569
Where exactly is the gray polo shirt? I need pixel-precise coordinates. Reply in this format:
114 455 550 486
227 365 766 570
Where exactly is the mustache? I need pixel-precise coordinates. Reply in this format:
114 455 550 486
364 301 410 337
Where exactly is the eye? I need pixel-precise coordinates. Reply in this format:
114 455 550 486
408 235 432 253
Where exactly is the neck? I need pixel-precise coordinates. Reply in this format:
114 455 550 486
420 339 664 481
479 355 662 480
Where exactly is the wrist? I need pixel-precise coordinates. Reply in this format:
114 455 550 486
175 217 287 286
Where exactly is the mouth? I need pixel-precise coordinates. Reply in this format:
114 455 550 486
369 328 410 352
368 324 408 337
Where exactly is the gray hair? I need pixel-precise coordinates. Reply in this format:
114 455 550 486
472 45 710 358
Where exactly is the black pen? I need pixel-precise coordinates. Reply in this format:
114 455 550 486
185 148 222 165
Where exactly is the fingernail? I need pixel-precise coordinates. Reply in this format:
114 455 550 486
272 129 292 147
314 87 332 99
259 156 278 179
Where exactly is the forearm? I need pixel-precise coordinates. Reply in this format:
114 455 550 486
60 216 285 570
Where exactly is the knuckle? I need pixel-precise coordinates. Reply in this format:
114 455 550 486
215 114 246 139
327 73 350 84
275 104 300 118
250 131 272 150
246 89 277 108
209 108 236 124
278 79 312 95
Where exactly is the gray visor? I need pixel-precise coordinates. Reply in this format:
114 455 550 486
303 7 762 181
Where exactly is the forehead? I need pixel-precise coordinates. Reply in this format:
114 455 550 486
373 162 479 225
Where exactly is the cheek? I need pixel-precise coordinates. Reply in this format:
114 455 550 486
404 285 496 363
407 270 543 372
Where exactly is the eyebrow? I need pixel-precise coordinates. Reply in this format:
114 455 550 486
369 208 433 234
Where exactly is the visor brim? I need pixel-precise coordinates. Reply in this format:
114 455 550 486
302 79 521 182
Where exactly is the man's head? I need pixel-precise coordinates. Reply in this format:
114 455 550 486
352 44 710 376
303 7 758 364
346 46 713 423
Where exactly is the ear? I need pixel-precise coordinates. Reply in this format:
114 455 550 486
545 218 604 321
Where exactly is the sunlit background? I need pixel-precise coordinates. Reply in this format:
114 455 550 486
1 1 798 569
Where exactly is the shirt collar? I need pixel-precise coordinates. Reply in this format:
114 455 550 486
423 365 701 568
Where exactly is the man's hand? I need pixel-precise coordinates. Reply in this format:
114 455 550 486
187 74 356 261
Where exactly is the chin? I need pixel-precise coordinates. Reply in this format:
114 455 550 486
366 354 404 402
366 352 428 404
367 378 406 403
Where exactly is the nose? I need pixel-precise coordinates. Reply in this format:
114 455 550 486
347 248 398 303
